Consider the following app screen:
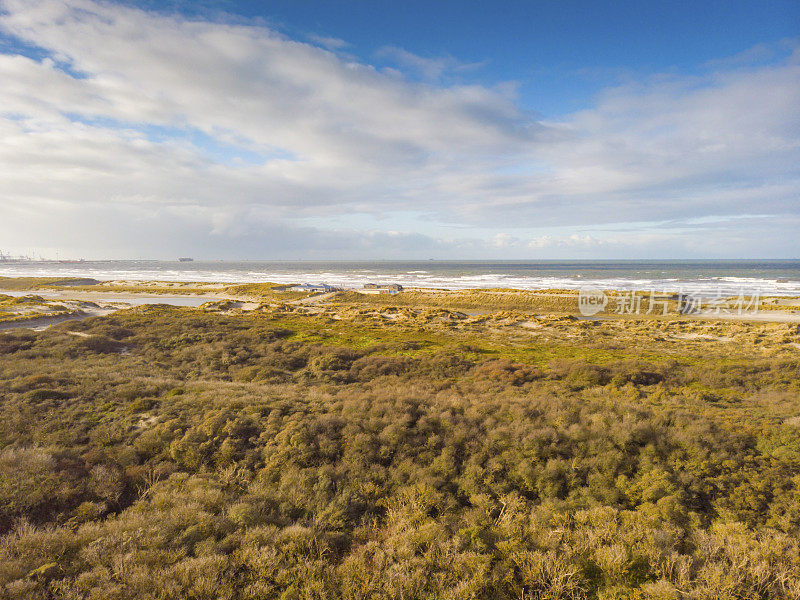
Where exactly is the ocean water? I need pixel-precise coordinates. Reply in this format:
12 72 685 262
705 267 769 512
2 260 800 295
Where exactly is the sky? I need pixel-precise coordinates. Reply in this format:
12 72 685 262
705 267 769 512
0 0 798 260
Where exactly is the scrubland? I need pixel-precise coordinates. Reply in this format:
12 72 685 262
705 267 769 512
1 293 800 599
0 295 86 324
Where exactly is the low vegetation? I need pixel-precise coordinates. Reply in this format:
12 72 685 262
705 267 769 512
0 278 320 302
0 294 83 324
1 301 799 599
223 283 315 302
224 282 293 295
331 289 585 313
0 277 100 291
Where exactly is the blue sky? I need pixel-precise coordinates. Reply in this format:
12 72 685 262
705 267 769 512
128 0 800 114
0 0 798 259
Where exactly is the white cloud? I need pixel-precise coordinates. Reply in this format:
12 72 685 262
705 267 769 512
491 233 519 248
527 235 599 249
306 33 350 51
0 0 797 259
376 46 487 82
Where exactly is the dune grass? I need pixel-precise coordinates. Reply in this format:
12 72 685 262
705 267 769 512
1 304 799 597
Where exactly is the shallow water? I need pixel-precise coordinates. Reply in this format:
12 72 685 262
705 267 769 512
0 290 219 307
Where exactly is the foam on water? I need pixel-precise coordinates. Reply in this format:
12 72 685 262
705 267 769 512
2 260 800 295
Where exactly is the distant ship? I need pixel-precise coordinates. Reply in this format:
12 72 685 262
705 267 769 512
178 257 194 262
0 251 33 262
58 259 85 264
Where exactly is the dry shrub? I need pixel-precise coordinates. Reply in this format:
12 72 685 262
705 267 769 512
549 359 611 389
474 359 543 386
349 355 414 380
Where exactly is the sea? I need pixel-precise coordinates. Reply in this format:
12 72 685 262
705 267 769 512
2 260 800 296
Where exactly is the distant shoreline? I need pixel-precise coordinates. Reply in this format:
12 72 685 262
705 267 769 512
2 259 800 296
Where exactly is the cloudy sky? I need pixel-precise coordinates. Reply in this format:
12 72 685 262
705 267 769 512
0 0 798 259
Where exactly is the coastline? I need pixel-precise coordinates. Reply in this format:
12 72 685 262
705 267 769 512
3 259 800 296
2 277 799 330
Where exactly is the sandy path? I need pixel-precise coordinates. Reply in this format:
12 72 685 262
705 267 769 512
288 291 339 305
0 308 117 332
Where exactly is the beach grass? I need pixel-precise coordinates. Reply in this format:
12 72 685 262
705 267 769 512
1 301 799 596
